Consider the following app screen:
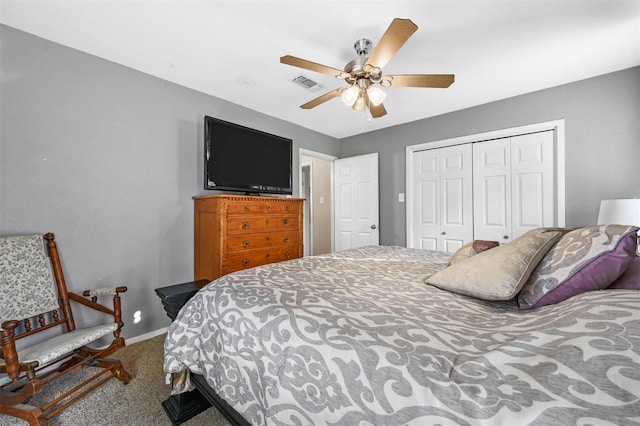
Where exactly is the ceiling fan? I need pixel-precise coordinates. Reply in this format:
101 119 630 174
280 18 454 118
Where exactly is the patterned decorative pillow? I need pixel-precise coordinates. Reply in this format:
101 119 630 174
448 240 499 265
427 228 563 301
518 225 639 309
608 255 640 290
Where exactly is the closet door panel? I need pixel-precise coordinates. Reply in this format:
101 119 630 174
511 131 555 238
440 144 473 249
473 139 511 242
412 150 440 249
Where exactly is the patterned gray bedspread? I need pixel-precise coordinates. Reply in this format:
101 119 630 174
164 246 640 425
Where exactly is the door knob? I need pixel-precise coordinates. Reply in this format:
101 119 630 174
371 224 377 230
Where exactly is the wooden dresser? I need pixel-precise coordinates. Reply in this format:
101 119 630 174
194 194 304 281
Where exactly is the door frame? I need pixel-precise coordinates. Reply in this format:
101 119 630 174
300 163 312 256
299 148 338 254
406 119 566 247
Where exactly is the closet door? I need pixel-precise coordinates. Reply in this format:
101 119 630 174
511 131 555 238
410 144 472 251
473 138 512 242
473 131 555 243
411 149 440 250
440 145 473 252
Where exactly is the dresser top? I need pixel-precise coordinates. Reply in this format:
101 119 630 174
193 194 304 202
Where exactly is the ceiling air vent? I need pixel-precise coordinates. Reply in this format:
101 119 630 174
292 75 324 92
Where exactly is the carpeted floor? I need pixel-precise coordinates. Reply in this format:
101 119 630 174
0 334 231 426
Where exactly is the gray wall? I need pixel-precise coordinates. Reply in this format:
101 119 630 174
2 23 639 339
0 25 339 337
340 67 640 246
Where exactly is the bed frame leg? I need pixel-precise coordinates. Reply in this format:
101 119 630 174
161 389 211 426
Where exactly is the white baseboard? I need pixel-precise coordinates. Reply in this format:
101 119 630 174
126 327 168 345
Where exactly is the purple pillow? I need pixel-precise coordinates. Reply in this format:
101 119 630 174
518 225 639 309
608 256 640 289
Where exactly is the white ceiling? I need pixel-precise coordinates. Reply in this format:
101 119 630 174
1 1 639 139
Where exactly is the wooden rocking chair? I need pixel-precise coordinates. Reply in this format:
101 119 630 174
0 233 132 425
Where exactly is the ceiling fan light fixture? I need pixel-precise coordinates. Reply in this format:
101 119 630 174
367 86 386 106
352 95 367 112
341 85 360 106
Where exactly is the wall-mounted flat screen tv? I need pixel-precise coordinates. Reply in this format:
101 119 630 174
204 116 293 195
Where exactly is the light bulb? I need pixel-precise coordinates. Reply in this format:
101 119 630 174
341 86 360 106
367 86 386 106
352 95 366 112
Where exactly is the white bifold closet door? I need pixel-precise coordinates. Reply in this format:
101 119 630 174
409 143 473 252
473 131 555 243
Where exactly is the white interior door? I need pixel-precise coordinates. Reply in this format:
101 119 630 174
334 153 379 251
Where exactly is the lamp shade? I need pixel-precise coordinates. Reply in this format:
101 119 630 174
341 86 359 106
367 86 386 106
597 199 640 226
352 95 366 112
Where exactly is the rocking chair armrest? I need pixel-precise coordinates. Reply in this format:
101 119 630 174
82 286 128 297
69 286 127 320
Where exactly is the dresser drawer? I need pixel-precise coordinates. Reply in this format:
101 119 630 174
224 251 270 272
268 215 300 231
268 231 300 246
227 216 269 234
268 245 300 263
226 234 270 252
224 245 301 273
268 202 297 214
227 201 269 215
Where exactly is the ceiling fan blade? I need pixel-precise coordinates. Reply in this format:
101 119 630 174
385 74 455 88
366 18 418 71
280 55 348 79
369 102 387 118
300 88 342 109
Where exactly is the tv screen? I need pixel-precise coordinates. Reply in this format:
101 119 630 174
204 116 293 195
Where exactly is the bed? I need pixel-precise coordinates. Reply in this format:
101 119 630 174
164 225 640 425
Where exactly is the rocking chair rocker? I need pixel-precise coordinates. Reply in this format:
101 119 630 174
0 233 132 425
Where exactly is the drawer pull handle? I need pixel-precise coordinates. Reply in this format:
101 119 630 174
243 259 249 266
243 240 249 247
242 222 249 229
243 205 249 211
283 218 289 225
284 236 289 243
284 252 290 259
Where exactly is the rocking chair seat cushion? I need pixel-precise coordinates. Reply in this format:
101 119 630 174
18 323 118 366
